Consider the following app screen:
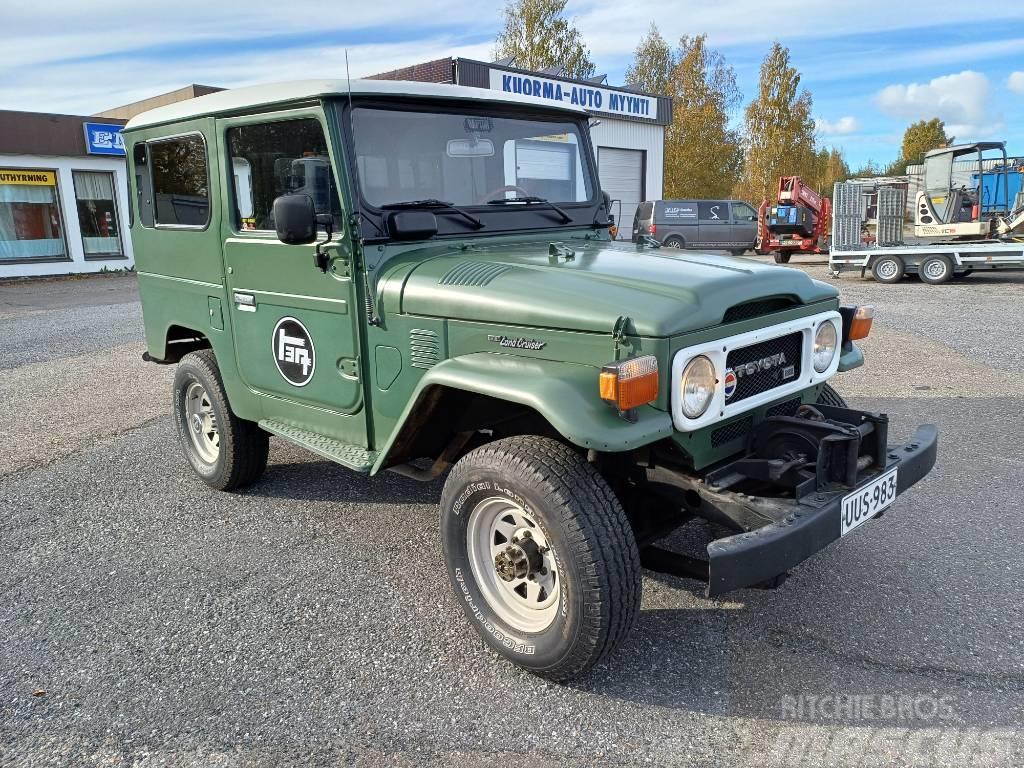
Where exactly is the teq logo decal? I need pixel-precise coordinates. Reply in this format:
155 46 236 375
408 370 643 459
272 317 315 387
723 369 737 400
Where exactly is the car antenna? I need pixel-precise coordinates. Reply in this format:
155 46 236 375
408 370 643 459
346 49 381 327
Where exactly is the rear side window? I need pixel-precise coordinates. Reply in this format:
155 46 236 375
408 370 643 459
658 201 697 222
636 201 654 220
698 201 727 222
227 118 341 231
149 134 210 227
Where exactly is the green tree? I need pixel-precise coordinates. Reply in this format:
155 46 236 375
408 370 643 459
734 42 816 203
625 27 743 199
494 0 595 79
899 118 951 169
624 24 675 96
810 146 850 196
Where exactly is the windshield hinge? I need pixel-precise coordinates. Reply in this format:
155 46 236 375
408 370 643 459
548 242 576 262
612 315 634 358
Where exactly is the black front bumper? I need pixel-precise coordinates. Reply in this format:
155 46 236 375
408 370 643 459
703 423 937 596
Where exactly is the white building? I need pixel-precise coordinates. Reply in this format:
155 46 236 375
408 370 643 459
371 57 671 237
0 110 133 279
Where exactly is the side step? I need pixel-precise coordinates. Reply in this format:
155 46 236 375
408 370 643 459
259 419 378 473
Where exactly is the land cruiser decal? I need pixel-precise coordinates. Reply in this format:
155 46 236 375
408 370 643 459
272 317 315 387
487 334 546 350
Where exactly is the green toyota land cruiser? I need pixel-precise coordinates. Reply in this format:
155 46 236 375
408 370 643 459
125 79 937 681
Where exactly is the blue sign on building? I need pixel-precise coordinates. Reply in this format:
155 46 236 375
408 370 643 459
83 123 126 156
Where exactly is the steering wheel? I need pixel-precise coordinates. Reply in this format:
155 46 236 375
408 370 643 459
477 184 530 205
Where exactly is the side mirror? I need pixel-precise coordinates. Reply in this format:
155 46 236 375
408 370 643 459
273 194 317 245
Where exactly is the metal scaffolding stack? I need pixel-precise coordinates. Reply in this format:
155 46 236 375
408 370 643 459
831 183 865 252
876 187 907 247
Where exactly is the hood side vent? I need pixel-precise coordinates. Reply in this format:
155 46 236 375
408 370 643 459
410 329 440 369
723 297 797 324
439 261 512 287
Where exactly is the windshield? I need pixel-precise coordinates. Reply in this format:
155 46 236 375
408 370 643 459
351 107 594 208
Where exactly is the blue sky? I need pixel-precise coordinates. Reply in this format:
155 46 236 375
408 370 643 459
2 1 1023 169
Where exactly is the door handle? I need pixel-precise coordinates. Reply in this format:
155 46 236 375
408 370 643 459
233 291 256 312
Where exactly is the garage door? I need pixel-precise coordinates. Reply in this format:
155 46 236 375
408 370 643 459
597 147 644 240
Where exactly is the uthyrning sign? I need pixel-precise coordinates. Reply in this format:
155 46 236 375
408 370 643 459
489 70 658 121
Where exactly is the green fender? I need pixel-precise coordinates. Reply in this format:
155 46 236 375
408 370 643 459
371 352 674 473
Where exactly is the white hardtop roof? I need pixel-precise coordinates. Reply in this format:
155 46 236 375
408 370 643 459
125 78 588 130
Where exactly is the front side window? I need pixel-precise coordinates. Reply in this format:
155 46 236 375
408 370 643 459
227 118 341 231
732 202 757 221
0 168 67 261
73 171 123 257
149 134 210 227
351 107 594 208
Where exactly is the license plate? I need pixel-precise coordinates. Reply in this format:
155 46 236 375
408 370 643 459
840 468 898 536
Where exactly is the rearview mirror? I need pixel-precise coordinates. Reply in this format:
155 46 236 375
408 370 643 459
446 138 494 158
273 194 317 244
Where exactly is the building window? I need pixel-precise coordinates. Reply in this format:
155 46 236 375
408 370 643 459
149 134 210 227
73 171 123 258
227 118 340 231
0 168 67 261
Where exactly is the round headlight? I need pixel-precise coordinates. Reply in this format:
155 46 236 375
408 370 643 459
681 355 716 419
813 321 838 373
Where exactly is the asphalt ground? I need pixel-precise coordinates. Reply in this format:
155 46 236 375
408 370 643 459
2 266 1023 767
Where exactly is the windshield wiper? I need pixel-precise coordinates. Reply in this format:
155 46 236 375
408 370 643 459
380 199 483 229
486 195 572 223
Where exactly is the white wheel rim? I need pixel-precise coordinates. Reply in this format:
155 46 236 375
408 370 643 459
466 496 560 633
924 260 947 279
184 381 220 464
878 260 898 279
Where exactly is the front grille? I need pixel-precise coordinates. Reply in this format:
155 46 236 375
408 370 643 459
725 332 803 404
711 416 753 447
765 396 803 418
723 298 796 324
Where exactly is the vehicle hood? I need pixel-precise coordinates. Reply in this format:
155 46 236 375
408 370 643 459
394 240 837 337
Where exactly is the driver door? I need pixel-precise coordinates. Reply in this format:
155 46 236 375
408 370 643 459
217 108 367 446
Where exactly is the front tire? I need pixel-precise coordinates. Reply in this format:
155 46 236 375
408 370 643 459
440 436 641 681
871 255 905 283
773 252 792 264
173 349 269 491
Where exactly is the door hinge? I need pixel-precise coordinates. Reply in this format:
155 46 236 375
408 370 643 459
338 358 359 378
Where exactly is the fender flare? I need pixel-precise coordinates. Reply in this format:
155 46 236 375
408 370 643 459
371 352 674 474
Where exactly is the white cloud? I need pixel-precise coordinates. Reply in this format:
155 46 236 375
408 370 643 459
874 70 1000 137
816 116 860 135
1009 71 1024 95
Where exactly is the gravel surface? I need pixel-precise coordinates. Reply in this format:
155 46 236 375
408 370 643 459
2 270 1023 767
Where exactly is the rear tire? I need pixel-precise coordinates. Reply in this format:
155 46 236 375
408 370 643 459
816 383 848 408
871 255 905 284
173 349 269 491
773 252 792 264
730 248 746 257
440 436 641 681
663 235 685 249
919 254 953 284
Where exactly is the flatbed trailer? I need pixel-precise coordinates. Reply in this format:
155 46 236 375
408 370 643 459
829 240 1024 284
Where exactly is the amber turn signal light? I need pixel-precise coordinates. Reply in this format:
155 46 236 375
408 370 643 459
599 355 659 411
848 305 874 340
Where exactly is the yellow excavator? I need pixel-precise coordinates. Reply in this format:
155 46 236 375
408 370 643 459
914 141 1024 241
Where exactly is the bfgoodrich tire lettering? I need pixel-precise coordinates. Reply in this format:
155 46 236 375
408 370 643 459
440 436 641 681
173 349 269 491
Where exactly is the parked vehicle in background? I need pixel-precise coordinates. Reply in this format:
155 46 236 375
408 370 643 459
632 199 758 255
755 176 832 263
